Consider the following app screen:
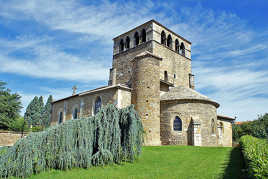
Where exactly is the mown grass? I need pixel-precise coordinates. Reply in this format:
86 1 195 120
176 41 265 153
12 145 243 179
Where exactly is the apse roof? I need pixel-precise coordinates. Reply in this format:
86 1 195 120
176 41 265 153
160 86 220 108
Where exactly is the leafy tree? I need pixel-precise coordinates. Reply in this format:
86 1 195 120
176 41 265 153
41 95 53 127
0 81 22 129
24 96 43 126
8 117 29 132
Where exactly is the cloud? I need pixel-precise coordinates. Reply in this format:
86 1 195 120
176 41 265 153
0 36 109 82
1 1 268 121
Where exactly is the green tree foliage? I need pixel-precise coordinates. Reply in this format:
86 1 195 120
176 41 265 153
8 117 29 132
0 104 143 178
24 95 53 128
41 95 53 128
0 81 22 129
233 113 268 140
24 96 44 127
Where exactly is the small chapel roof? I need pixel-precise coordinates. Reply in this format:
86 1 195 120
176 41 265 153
160 86 220 108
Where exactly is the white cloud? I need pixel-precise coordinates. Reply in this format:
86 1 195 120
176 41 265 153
0 36 109 82
1 1 268 121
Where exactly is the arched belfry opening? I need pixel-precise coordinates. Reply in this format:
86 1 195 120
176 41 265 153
125 36 130 49
134 32 139 46
180 42 185 56
119 39 124 52
167 34 172 48
175 39 179 53
161 31 166 45
141 29 146 43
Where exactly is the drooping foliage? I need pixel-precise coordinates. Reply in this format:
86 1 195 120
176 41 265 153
41 95 53 128
0 104 143 178
0 81 22 130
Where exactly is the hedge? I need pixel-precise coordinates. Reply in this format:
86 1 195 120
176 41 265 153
0 104 143 178
240 135 268 178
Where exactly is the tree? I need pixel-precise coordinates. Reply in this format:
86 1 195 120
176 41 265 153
41 95 53 128
0 81 22 129
24 96 43 127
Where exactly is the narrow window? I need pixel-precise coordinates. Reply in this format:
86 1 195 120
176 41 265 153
180 42 185 56
120 39 124 52
134 32 139 46
58 112 63 124
94 96 102 115
175 39 179 53
125 36 130 49
167 34 172 48
174 74 176 79
73 108 78 119
174 116 182 131
161 31 166 45
211 119 215 134
164 71 168 81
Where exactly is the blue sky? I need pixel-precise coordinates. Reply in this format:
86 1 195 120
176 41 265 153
0 0 268 121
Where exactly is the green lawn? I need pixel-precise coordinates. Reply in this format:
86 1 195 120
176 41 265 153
16 145 243 179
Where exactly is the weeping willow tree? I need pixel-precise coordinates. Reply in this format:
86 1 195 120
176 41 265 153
0 104 143 178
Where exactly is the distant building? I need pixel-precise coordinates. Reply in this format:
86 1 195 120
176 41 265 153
51 20 235 147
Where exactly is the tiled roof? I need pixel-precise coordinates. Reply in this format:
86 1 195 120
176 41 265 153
160 86 220 108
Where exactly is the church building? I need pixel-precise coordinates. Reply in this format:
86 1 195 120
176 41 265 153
51 20 235 147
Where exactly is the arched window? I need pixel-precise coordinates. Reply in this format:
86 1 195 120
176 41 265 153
73 108 78 119
220 122 224 133
161 31 166 45
211 119 215 134
141 29 146 43
180 42 185 56
134 32 139 46
164 71 168 81
120 39 124 52
58 112 63 124
94 96 102 115
125 36 130 49
167 34 172 48
174 116 182 131
175 39 179 53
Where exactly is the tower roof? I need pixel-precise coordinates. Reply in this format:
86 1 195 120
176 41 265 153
160 86 220 108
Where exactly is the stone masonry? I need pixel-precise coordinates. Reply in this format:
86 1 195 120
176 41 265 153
51 19 235 147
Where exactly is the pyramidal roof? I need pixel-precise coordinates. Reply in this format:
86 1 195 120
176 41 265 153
160 86 220 108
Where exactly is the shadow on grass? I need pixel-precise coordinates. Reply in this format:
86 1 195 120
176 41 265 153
220 146 248 179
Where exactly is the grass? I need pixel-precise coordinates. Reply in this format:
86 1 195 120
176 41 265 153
11 145 243 179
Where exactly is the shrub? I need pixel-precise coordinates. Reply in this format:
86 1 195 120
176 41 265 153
240 135 268 178
0 104 143 178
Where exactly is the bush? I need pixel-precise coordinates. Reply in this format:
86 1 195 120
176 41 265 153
8 117 29 132
240 135 268 178
0 104 143 178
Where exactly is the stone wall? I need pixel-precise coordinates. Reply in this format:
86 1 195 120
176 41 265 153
160 100 218 146
51 87 131 126
217 118 233 147
131 53 161 146
112 41 153 85
153 41 192 88
0 131 27 146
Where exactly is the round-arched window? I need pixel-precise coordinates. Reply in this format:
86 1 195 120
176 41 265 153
73 108 78 119
94 96 102 115
58 111 63 124
174 116 182 131
211 119 215 134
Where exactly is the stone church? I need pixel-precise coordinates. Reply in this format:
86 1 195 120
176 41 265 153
51 20 235 147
